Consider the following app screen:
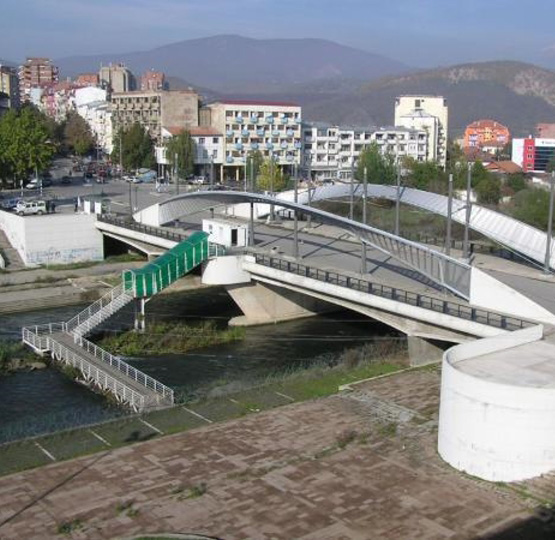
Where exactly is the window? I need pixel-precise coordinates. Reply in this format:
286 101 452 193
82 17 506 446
199 137 205 144
213 137 219 143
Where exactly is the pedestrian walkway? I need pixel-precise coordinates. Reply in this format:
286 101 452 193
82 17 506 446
0 229 24 270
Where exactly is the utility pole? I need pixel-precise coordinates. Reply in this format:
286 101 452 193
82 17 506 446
174 152 179 195
119 131 123 178
545 170 555 274
294 163 299 259
463 161 472 261
446 173 453 256
210 155 214 189
395 162 401 236
361 166 368 274
270 153 275 221
349 162 354 221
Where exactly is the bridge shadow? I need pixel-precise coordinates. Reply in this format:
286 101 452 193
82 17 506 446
477 505 555 539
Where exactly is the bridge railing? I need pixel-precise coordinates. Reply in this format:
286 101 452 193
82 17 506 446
22 322 65 351
251 253 530 332
48 337 146 411
65 283 132 335
75 335 174 404
98 214 187 242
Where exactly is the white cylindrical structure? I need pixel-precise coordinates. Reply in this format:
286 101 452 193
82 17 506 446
438 325 555 482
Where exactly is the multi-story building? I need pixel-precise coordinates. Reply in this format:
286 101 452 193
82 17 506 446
512 137 555 173
0 92 9 117
205 100 302 181
157 126 224 181
394 95 448 168
75 73 100 87
0 65 20 109
140 70 166 91
111 89 200 144
302 122 428 180
464 119 510 153
74 87 112 153
19 57 59 103
99 63 135 93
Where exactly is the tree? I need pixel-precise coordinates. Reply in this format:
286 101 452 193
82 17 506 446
354 143 396 185
475 175 501 205
63 112 94 156
546 155 555 174
506 173 527 193
112 123 155 171
403 158 445 191
513 188 552 229
257 158 288 192
166 130 194 179
246 150 264 189
0 106 55 186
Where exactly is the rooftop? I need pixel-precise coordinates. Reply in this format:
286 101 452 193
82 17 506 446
213 99 300 107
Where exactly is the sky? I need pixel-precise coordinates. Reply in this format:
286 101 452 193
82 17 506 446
2 0 555 69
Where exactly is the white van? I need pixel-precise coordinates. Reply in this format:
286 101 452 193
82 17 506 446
15 200 47 216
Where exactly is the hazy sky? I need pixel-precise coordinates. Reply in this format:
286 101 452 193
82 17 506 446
2 0 555 69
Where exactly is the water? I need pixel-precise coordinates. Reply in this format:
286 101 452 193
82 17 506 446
0 288 400 443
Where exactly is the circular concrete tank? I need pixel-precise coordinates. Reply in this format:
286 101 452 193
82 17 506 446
438 326 555 482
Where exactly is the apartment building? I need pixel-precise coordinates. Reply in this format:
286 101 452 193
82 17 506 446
206 100 302 181
75 73 100 87
111 89 200 144
394 95 448 168
99 63 135 93
0 65 19 109
302 122 428 180
464 119 510 153
140 70 166 91
19 57 59 103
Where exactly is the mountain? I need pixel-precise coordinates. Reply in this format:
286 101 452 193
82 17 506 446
0 58 16 67
56 35 410 93
270 61 555 137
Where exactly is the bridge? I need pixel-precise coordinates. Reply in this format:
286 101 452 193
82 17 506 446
22 232 220 411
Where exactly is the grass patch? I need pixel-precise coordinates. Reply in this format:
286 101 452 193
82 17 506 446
40 429 107 460
97 320 245 356
0 340 40 376
94 418 159 446
143 407 205 434
44 252 145 271
0 440 52 476
56 518 83 535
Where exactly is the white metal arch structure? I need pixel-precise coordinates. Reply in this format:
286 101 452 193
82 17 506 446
281 184 555 270
138 191 472 299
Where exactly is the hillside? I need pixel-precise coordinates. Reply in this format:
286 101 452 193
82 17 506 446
56 35 410 94
257 61 555 137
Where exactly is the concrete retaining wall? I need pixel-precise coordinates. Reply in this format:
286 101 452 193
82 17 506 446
0 210 103 266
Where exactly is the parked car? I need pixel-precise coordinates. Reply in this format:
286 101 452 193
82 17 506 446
15 200 47 216
61 176 71 185
1 197 22 210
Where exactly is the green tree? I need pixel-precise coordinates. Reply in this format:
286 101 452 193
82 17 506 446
112 123 155 171
546 155 555 173
63 112 94 156
403 158 444 191
513 188 552 229
475 175 501 205
506 173 527 193
246 150 264 189
0 106 55 186
257 158 287 192
166 130 194 179
355 142 396 185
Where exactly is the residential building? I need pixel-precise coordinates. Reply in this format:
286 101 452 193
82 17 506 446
512 137 555 173
157 126 223 181
75 73 100 87
485 161 522 175
206 100 302 181
536 123 555 139
0 92 9 117
111 89 200 144
302 122 428 181
464 119 510 153
19 57 59 103
99 63 135 93
394 95 448 168
0 65 19 109
76 99 113 154
140 70 166 91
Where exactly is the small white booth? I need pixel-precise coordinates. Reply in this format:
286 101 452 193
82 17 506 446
202 218 248 248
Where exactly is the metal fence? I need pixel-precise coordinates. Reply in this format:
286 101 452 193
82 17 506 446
252 253 530 332
98 214 187 242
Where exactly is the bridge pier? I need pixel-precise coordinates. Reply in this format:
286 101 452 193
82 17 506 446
134 298 145 332
407 336 445 367
226 281 332 326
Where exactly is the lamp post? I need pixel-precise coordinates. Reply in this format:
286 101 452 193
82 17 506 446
545 170 555 274
395 160 401 237
446 173 453 256
463 161 472 261
210 154 214 189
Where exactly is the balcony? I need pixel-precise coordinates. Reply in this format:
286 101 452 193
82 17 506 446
257 129 265 137
281 117 289 125
250 115 259 123
236 116 244 124
294 141 302 149
271 130 280 137
266 116 274 124
266 142 274 150
235 143 243 151
241 129 249 137
226 129 233 137
226 156 234 164
286 129 294 137
280 141 288 149
250 142 259 150
286 154 294 162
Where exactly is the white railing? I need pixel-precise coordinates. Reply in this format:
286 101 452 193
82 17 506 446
66 283 133 336
48 338 146 411
76 335 174 404
22 322 65 351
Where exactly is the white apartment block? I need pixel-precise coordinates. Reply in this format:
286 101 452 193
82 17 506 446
206 100 302 181
394 95 448 168
302 123 428 180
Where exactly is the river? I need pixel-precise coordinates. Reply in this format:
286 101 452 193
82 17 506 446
0 287 401 443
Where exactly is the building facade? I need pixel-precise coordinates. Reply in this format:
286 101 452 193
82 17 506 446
302 122 428 180
464 119 510 153
19 57 59 103
99 63 135 93
394 95 448 168
111 89 200 144
0 65 20 109
206 100 302 181
140 70 166 91
75 73 100 87
512 137 555 173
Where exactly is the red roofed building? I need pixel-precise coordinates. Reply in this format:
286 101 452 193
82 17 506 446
464 119 510 154
75 73 100 87
140 70 166 91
